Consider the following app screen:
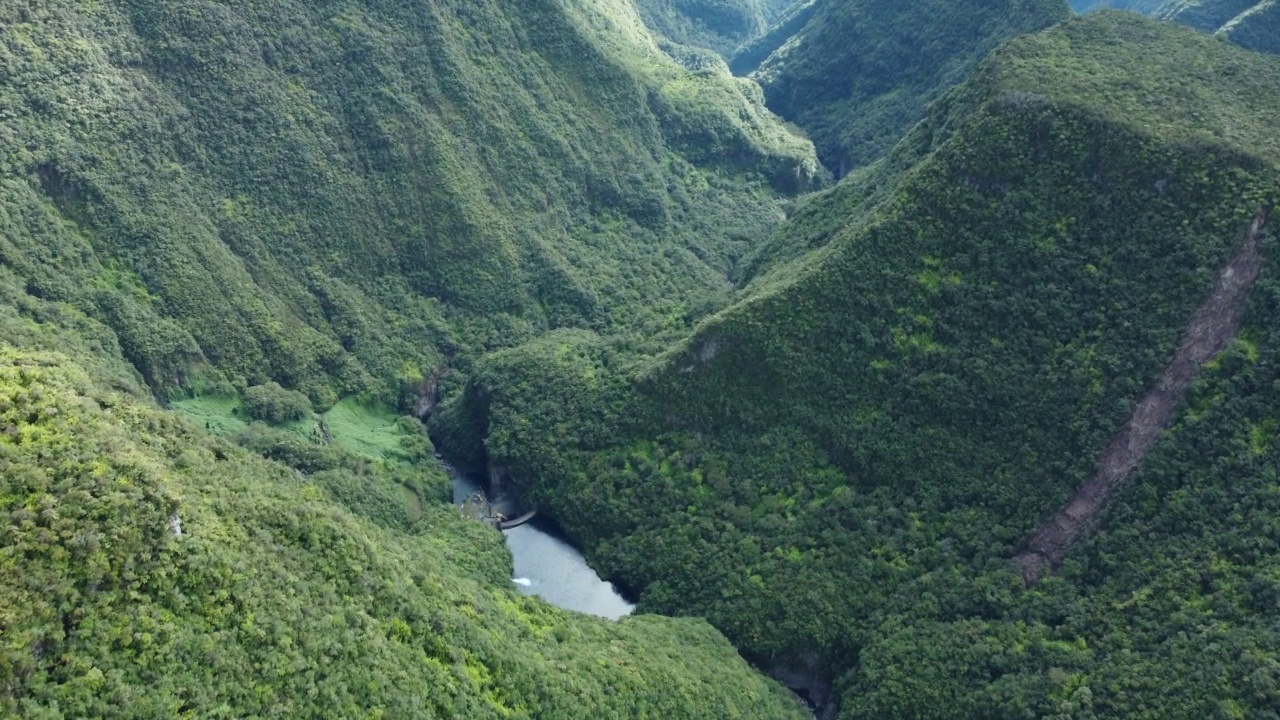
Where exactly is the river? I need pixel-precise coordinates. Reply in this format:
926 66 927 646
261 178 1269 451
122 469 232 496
449 468 635 620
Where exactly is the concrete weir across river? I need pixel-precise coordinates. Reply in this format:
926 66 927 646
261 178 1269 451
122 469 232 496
447 464 635 620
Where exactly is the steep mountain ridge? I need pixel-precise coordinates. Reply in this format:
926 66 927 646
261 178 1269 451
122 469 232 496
1074 0 1280 53
737 0 1071 175
0 0 818 408
441 13 1280 718
7 1 1280 717
0 0 824 715
1206 0 1280 53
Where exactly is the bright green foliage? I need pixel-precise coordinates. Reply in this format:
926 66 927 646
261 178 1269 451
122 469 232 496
744 0 1070 174
0 0 818 409
8 0 1280 716
175 393 435 466
176 390 451 518
0 0 837 712
453 14 1280 717
241 382 312 424
0 346 809 718
168 395 249 436
323 399 434 463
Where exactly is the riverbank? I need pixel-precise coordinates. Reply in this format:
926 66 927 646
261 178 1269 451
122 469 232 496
446 463 635 620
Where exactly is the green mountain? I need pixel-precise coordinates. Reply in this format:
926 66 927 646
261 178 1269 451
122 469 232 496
1220 2 1280 52
737 0 1071 175
441 12 1280 718
0 0 822 715
1074 0 1280 54
1167 0 1280 53
0 346 807 717
1070 0 1168 11
8 0 1280 716
0 0 819 409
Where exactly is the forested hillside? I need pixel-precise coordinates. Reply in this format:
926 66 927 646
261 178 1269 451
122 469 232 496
0 0 818 410
1070 0 1167 11
738 0 1070 175
441 13 1280 718
7 0 1280 717
0 344 808 717
1167 0 1280 53
0 0 822 715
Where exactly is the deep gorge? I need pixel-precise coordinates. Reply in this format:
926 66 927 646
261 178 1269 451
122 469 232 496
4 1 1280 718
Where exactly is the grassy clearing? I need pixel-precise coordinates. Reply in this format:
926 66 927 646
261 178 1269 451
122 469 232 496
169 395 249 435
323 398 428 464
172 394 425 464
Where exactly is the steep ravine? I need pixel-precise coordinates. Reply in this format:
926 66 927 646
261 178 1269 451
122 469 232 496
1015 206 1272 584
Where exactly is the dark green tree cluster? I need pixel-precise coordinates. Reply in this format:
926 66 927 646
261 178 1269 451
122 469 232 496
241 382 313 424
444 14 1280 718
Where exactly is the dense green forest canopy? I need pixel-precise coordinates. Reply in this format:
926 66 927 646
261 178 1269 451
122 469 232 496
0 0 824 715
0 0 819 410
0 344 807 717
437 13 1280 718
6 0 1280 717
739 0 1071 175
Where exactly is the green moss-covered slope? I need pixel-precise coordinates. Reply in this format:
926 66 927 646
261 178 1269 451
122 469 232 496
742 0 1070 174
0 0 818 409
448 13 1280 717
